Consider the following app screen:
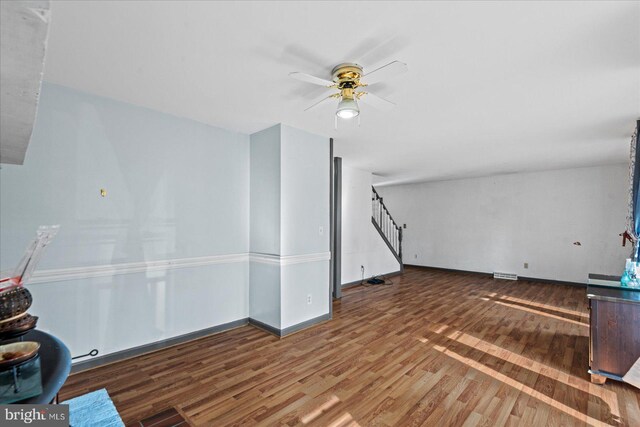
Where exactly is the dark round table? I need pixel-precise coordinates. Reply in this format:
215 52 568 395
13 330 71 404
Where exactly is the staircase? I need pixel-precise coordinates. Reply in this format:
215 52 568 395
371 186 403 268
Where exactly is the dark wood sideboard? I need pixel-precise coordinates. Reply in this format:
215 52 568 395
587 275 640 384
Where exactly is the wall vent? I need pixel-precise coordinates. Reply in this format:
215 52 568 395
493 272 518 280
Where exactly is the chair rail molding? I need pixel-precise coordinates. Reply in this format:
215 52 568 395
28 252 332 284
28 253 250 284
249 252 331 266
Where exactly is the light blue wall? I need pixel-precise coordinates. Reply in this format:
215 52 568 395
281 260 329 329
29 263 248 358
249 125 281 256
0 83 331 354
1 82 250 271
249 125 282 328
0 83 251 358
248 262 281 328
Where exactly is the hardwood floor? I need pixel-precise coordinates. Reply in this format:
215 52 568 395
59 267 640 426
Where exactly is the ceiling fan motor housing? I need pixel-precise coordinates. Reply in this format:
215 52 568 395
331 63 363 100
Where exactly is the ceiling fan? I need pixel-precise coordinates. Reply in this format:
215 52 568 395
289 61 408 120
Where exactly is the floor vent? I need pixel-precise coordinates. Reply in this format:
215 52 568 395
493 272 518 280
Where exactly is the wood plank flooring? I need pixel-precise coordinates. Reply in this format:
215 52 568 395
59 267 640 426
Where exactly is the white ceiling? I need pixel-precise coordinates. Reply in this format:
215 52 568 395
43 1 639 185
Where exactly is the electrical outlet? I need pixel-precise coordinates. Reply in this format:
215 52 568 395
524 262 529 269
403 224 407 229
307 294 312 305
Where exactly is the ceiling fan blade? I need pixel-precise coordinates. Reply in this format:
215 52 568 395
363 61 408 85
358 92 396 111
304 93 338 111
289 72 334 87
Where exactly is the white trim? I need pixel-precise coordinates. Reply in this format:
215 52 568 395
249 253 281 265
27 251 331 284
29 253 249 284
281 252 331 266
250 252 331 266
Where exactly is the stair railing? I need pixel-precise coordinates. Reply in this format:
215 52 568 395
371 186 403 265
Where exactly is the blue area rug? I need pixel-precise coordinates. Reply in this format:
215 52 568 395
62 388 124 427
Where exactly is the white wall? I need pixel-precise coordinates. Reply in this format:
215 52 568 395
377 165 629 283
0 83 251 359
341 165 401 285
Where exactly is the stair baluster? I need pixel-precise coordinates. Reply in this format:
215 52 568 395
371 186 403 269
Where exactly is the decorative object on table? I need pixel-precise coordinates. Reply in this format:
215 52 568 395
0 225 60 291
0 225 59 339
621 258 640 288
62 388 124 427
0 341 40 369
0 286 32 319
0 313 39 341
0 226 60 404
0 352 42 403
0 342 42 402
13 330 71 405
621 258 634 287
0 286 38 340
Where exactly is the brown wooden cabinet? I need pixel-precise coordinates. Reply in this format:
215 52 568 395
587 282 640 384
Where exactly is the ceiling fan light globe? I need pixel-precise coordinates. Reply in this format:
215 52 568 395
336 109 359 119
336 98 359 119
